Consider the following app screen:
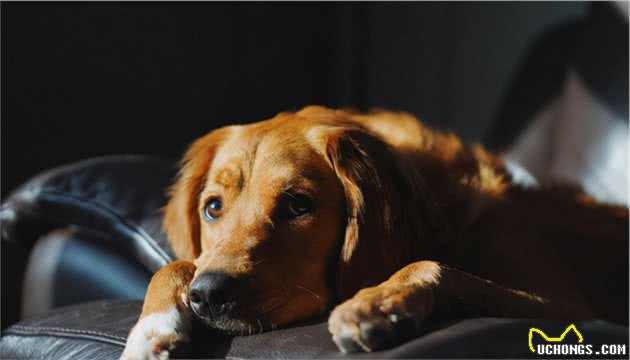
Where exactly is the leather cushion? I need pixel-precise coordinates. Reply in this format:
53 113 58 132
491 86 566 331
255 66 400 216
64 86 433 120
2 300 628 359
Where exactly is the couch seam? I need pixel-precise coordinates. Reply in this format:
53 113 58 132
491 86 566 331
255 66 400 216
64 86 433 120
5 325 126 347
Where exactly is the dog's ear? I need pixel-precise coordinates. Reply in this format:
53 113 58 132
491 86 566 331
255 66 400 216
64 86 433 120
322 126 437 300
163 128 230 261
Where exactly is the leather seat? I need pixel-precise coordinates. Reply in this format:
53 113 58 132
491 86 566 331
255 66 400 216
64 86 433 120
3 298 629 359
2 299 628 359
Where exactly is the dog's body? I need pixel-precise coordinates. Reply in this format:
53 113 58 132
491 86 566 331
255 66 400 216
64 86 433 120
121 106 628 359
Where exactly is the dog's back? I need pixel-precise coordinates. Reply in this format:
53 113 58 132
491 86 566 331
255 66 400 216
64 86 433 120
340 107 628 324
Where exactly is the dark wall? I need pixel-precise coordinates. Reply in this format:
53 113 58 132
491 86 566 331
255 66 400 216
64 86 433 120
361 2 588 135
1 2 586 196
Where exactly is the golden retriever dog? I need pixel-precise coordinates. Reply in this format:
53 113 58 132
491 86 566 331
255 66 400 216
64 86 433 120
121 105 628 359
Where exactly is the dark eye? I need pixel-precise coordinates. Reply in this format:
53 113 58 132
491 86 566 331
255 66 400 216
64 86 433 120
283 193 313 219
203 197 223 221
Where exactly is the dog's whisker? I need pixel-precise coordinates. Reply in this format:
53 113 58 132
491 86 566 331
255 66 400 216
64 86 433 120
253 259 266 266
296 285 321 301
257 318 264 334
260 290 291 314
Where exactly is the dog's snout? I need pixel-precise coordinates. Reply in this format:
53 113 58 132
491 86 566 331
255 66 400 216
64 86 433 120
189 272 239 320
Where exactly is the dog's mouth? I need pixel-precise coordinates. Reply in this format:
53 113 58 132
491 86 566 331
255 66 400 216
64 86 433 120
191 300 279 335
193 312 278 336
188 283 327 336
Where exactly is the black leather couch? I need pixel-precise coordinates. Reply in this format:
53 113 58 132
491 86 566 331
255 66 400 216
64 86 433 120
1 156 628 359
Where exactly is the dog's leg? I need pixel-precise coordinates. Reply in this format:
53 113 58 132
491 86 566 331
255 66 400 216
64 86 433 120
121 261 196 360
328 260 574 353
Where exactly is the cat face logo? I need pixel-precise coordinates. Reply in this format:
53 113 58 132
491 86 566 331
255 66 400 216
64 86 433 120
528 324 584 353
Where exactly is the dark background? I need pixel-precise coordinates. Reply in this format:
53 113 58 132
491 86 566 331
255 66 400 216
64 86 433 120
1 2 590 196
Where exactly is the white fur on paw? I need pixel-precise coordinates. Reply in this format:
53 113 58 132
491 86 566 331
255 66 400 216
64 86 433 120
120 307 190 360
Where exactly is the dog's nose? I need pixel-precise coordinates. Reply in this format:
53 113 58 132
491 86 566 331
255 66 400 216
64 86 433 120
189 272 239 319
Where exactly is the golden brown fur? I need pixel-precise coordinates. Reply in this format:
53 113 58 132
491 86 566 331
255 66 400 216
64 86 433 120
125 105 628 356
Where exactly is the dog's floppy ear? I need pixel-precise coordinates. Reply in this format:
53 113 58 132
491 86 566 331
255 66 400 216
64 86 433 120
163 127 230 261
322 125 438 300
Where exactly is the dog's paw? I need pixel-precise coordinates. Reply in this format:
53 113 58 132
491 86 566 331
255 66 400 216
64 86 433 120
120 333 181 360
120 308 190 360
328 283 434 353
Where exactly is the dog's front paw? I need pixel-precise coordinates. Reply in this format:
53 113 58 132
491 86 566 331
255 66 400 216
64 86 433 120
328 283 434 353
120 308 190 360
120 333 182 360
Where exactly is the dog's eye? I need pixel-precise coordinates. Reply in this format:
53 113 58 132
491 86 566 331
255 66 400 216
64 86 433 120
284 193 313 219
203 197 223 221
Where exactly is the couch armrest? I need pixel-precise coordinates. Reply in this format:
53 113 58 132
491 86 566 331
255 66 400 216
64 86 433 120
1 155 177 270
1 156 178 328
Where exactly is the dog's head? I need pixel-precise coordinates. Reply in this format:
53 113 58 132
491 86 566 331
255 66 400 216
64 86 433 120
164 106 429 333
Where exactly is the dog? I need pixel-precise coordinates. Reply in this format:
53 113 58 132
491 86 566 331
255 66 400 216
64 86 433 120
121 105 628 359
